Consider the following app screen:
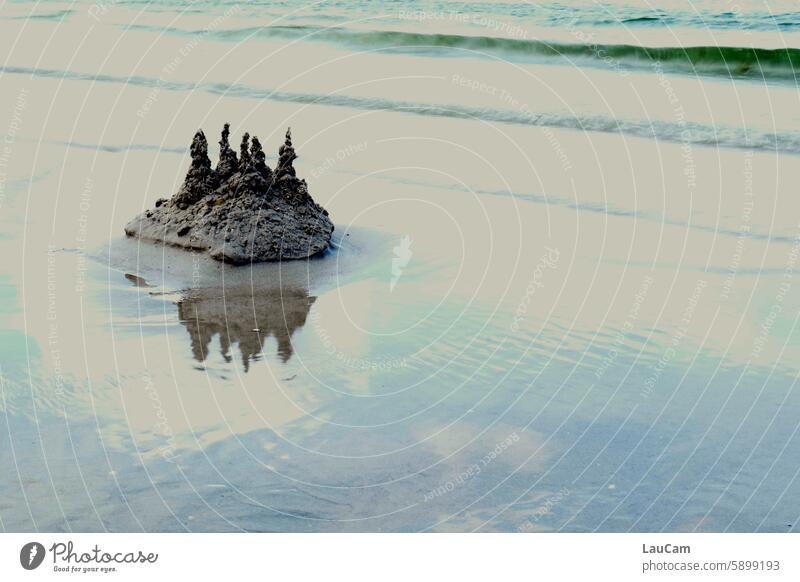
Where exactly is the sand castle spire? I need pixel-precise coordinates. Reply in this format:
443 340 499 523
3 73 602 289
220 123 230 150
172 129 216 207
276 127 297 179
239 132 252 172
190 129 211 170
250 135 270 177
215 123 239 180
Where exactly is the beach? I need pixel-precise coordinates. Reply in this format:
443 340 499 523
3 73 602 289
1 0 799 532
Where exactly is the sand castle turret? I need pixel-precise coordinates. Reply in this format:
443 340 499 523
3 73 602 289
215 123 238 181
250 136 270 178
173 130 216 208
238 132 252 173
275 128 297 179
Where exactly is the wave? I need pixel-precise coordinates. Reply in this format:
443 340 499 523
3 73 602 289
4 65 799 154
620 16 663 24
42 139 187 155
126 22 800 81
1 8 74 21
285 28 800 81
84 0 800 31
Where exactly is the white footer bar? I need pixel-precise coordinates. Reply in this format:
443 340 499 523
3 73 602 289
1 533 796 581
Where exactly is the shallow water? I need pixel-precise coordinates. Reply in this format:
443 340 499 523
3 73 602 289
0 0 799 532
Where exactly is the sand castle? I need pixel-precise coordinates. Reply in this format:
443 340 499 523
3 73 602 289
125 124 334 264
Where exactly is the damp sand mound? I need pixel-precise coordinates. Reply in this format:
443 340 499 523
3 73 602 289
125 125 334 264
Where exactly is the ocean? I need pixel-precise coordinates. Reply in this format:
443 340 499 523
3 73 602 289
0 0 799 532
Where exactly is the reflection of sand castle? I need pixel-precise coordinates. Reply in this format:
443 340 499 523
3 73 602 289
177 287 315 370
